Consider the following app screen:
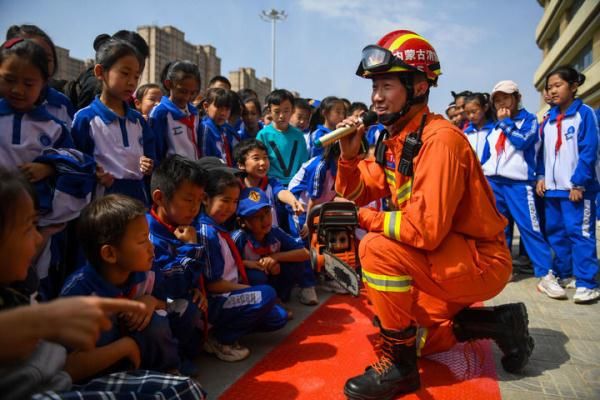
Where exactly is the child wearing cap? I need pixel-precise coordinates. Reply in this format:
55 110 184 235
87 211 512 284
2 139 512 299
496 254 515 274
197 169 288 362
232 187 310 314
233 139 304 230
480 81 558 300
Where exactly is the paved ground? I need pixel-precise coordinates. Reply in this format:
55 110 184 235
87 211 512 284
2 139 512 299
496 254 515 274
196 230 600 399
489 271 600 400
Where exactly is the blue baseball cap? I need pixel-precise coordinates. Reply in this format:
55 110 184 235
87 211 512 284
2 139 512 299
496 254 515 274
237 187 271 217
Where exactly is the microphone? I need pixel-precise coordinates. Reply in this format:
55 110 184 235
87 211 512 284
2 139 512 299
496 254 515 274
313 111 378 148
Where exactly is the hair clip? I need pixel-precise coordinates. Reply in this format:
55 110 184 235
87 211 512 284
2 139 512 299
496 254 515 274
2 37 25 49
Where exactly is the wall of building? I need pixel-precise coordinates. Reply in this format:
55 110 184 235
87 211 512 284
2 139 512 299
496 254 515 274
534 0 600 116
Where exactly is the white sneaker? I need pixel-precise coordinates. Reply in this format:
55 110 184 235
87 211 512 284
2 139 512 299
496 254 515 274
203 334 250 362
298 287 319 306
558 277 576 289
319 278 349 294
573 287 600 304
537 271 568 299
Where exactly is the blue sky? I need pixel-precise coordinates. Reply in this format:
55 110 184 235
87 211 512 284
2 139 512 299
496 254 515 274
0 0 544 114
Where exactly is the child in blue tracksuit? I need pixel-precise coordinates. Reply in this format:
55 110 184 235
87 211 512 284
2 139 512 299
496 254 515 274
307 96 347 158
257 89 309 186
61 195 181 374
287 143 344 303
234 138 304 230
238 97 264 140
197 169 287 362
463 92 495 161
481 81 559 299
71 37 155 205
0 38 95 297
147 155 211 373
6 24 76 127
200 88 237 166
536 66 600 304
232 187 309 306
149 60 202 162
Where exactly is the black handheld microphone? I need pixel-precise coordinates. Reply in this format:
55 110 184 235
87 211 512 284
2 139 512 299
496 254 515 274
313 111 378 148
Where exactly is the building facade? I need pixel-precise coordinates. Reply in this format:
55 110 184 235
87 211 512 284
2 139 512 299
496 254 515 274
54 46 88 82
228 67 272 104
534 0 600 117
137 25 221 93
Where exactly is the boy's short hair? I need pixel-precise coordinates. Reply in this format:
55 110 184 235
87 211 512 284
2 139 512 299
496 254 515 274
349 102 368 115
151 155 207 201
208 75 231 89
293 98 312 113
78 194 146 268
265 89 295 108
233 139 268 166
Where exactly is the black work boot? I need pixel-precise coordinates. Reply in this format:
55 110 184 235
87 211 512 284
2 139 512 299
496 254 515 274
344 326 420 400
453 302 534 373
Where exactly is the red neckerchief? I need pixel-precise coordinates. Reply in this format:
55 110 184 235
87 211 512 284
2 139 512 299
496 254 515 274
241 176 268 190
218 231 249 284
179 114 199 158
150 206 208 338
495 130 507 155
150 206 176 233
554 113 565 154
246 237 273 256
221 132 233 166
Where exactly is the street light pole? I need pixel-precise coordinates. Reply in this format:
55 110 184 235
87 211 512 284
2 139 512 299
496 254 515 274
260 8 287 90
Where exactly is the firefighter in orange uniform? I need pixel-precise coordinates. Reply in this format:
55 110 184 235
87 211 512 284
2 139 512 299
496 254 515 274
336 30 535 400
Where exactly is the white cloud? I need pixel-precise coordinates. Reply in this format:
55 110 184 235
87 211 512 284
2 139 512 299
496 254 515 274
298 0 483 47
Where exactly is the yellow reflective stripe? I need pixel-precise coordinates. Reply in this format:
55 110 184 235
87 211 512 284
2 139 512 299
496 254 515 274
416 327 428 357
396 180 412 205
362 269 412 292
383 211 402 241
390 33 433 53
385 169 396 183
345 179 364 201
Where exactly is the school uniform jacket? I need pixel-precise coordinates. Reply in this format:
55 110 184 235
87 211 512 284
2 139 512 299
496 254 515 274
71 97 156 181
288 155 337 208
149 96 201 162
464 119 495 161
42 86 75 127
196 213 239 294
232 227 305 262
147 212 204 299
481 108 540 182
537 99 600 197
200 116 236 166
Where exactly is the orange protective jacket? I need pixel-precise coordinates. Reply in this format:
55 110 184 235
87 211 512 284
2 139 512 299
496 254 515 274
336 108 508 256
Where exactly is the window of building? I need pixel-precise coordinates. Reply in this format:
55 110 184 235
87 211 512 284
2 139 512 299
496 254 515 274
572 41 593 72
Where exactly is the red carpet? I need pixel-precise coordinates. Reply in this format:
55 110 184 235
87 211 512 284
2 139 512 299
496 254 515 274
220 293 501 400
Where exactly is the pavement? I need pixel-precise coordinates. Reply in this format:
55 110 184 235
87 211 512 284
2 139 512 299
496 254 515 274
195 229 600 399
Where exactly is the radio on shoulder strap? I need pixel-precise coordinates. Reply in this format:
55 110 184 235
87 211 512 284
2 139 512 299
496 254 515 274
398 114 427 177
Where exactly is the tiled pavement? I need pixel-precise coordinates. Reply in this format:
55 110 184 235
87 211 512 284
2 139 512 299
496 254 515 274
486 226 600 399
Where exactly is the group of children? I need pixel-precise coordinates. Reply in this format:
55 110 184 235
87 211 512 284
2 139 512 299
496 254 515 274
445 69 600 304
0 23 374 397
1 20 599 398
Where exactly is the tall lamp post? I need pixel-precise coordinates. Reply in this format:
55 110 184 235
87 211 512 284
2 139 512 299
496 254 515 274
260 8 287 90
